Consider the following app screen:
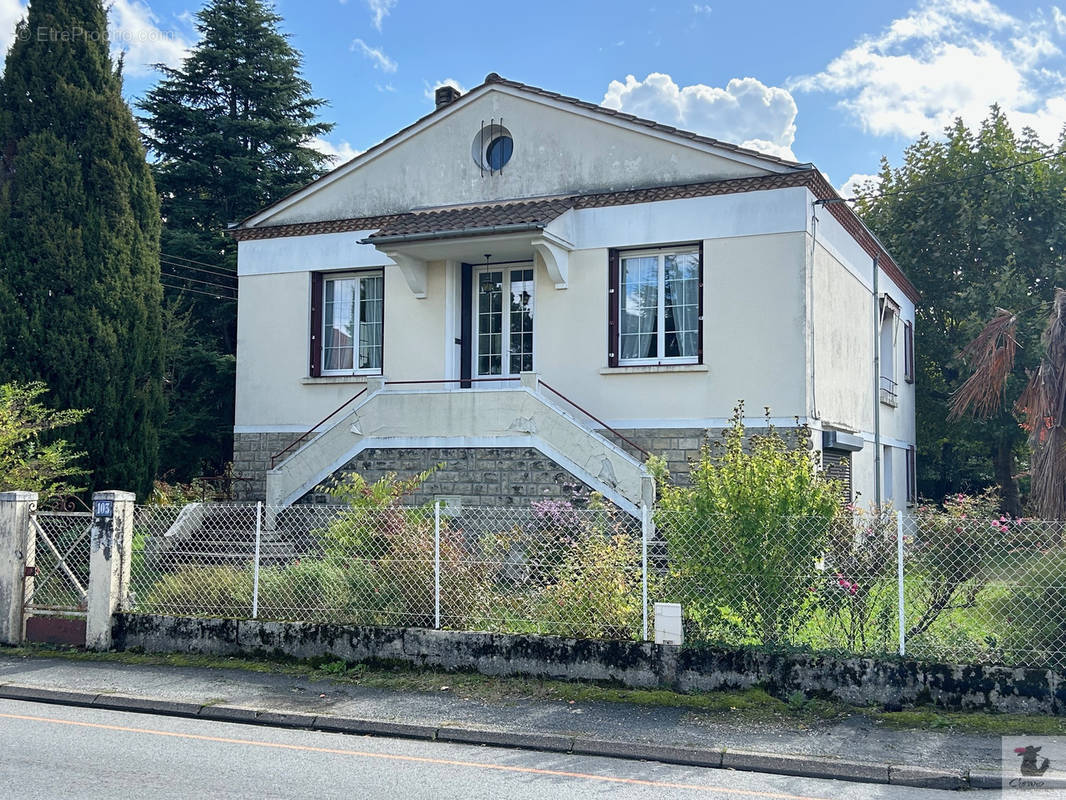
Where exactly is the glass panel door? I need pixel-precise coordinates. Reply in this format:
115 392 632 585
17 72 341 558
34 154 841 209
475 265 534 378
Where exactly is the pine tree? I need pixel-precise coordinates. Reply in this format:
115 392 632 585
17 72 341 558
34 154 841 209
139 0 333 480
0 0 164 498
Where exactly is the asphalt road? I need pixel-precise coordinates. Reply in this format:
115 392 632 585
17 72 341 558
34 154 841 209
0 699 980 799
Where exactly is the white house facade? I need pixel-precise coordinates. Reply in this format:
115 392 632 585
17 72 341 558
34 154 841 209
230 74 918 516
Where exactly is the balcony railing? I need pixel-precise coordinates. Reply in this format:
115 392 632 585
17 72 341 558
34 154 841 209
879 375 898 407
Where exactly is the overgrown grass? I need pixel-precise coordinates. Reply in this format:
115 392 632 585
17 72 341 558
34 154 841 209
3 644 1064 735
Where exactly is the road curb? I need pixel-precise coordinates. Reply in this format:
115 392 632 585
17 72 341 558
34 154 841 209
0 683 979 789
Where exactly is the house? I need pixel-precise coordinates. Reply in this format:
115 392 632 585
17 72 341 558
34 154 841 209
230 73 918 517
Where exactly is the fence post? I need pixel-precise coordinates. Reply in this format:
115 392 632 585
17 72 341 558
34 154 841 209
896 509 906 657
252 501 262 619
434 500 441 630
641 502 650 642
86 491 135 651
0 491 38 645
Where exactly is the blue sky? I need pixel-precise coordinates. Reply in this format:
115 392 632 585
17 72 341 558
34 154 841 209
2 0 1065 195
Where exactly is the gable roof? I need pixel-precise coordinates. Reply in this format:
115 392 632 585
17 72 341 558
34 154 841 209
231 168 920 304
236 72 809 230
482 74 806 170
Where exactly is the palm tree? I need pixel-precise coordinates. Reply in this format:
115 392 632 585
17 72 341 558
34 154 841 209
951 289 1066 518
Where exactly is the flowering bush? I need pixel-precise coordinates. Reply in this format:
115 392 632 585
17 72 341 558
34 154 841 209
811 511 898 652
906 490 1000 639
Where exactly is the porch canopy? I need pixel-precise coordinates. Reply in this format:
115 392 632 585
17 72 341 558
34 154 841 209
360 197 575 296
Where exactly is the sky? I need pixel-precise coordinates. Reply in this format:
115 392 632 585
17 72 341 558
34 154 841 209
1 0 1065 197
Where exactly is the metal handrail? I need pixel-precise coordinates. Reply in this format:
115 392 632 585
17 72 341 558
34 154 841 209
270 387 368 468
538 380 650 459
879 375 898 405
269 375 649 468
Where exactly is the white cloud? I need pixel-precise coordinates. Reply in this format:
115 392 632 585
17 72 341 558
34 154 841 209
352 38 397 73
108 0 190 76
0 0 24 58
424 77 466 103
1055 6 1066 35
693 4 712 14
838 172 883 199
307 136 362 166
602 72 799 160
366 0 397 31
791 0 1066 142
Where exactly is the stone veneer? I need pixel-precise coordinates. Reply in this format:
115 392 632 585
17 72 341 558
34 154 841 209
231 426 788 504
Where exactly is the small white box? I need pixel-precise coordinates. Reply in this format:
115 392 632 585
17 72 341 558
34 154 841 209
654 602 683 645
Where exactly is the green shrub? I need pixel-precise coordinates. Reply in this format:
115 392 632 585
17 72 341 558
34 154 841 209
654 402 842 645
142 565 252 618
987 548 1066 667
256 558 352 623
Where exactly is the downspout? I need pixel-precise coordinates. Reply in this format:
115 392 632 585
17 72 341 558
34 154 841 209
808 200 820 422
873 255 882 512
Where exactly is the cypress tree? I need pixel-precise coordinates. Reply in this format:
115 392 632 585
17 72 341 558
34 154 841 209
139 0 333 480
0 0 164 497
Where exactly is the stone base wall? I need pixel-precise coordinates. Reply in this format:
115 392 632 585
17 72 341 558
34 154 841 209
231 426 801 504
608 427 720 486
310 447 596 508
114 613 1066 716
231 432 305 501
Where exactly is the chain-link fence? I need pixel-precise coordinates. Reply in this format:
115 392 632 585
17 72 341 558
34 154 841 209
130 502 643 638
126 502 1066 670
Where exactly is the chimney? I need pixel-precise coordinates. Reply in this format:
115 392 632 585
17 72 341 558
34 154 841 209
435 85 461 108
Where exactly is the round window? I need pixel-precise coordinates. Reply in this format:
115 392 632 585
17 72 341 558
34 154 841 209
472 123 514 172
485 135 513 170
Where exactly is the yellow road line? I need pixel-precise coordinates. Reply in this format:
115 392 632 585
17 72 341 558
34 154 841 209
0 709 831 800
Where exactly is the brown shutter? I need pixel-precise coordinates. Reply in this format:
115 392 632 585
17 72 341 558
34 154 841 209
607 249 619 367
903 320 914 384
460 263 473 387
697 240 704 365
309 272 324 377
906 445 917 504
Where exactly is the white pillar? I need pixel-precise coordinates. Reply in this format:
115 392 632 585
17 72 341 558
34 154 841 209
0 491 38 645
519 371 539 392
85 491 135 651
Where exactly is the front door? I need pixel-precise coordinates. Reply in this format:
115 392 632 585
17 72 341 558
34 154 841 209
471 264 534 380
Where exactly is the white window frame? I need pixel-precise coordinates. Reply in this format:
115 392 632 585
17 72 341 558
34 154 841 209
321 270 384 376
618 247 699 366
473 263 535 379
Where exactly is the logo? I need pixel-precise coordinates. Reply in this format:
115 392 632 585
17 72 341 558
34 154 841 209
1015 745 1051 778
1002 737 1066 797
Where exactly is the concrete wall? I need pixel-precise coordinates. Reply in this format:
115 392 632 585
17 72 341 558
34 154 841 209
807 193 916 511
113 614 1066 715
255 86 773 226
235 228 810 431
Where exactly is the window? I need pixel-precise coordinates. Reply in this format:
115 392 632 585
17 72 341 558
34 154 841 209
608 246 702 367
475 266 533 377
471 123 514 173
485 136 513 171
309 271 383 376
879 297 899 406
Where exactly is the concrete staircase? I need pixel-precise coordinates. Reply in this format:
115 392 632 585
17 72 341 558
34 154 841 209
155 503 296 567
265 377 652 516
